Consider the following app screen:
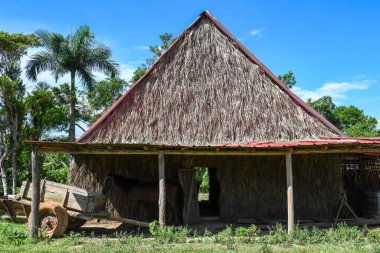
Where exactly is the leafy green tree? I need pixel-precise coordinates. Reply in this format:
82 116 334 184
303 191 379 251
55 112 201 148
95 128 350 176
0 31 35 195
131 33 173 84
278 71 296 89
25 26 119 142
333 106 379 137
83 78 128 124
25 82 68 141
0 31 38 76
0 76 25 194
41 153 68 183
307 96 340 127
308 96 379 137
0 107 9 196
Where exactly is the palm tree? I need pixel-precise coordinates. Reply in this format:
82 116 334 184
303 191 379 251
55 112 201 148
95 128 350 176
25 26 119 142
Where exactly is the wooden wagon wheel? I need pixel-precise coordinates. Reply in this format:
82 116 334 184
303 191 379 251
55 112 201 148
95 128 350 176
28 202 68 238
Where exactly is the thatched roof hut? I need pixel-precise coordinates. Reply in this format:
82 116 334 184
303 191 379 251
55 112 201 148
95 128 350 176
30 11 380 230
78 11 342 145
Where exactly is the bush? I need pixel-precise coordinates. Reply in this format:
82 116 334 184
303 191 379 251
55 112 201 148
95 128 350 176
366 227 380 243
263 223 289 244
325 223 364 243
214 225 235 250
149 220 189 244
235 225 260 243
0 221 29 246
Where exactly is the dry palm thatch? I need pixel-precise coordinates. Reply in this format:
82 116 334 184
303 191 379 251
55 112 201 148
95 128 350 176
79 13 340 145
71 153 344 223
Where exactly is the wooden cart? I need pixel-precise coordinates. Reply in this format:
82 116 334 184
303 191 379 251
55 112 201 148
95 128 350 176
0 180 149 237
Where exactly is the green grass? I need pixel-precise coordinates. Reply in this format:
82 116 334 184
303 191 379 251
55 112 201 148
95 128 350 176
0 220 379 253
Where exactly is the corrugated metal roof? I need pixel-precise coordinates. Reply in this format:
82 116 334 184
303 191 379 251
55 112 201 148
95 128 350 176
225 137 380 148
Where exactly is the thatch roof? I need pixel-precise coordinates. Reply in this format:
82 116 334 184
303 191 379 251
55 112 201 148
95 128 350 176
78 11 343 145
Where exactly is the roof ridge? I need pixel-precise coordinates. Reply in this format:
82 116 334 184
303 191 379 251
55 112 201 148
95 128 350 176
78 11 343 143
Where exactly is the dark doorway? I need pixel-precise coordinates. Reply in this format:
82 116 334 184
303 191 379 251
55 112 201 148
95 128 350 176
196 167 220 217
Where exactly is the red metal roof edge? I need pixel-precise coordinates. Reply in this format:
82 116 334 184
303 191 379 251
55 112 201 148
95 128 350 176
28 137 380 149
78 10 344 143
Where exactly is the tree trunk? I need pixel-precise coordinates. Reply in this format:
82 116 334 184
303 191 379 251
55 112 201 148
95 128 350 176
67 71 76 183
69 71 76 142
11 115 18 195
0 147 8 196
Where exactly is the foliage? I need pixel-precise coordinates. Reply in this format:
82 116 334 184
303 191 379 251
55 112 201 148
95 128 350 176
25 25 119 141
149 220 189 244
308 96 379 137
83 78 128 124
130 65 148 84
214 225 235 250
278 71 296 89
0 31 38 76
195 167 209 193
235 224 260 243
131 33 173 84
0 221 29 246
41 153 69 183
1 220 380 252
0 75 25 195
25 82 68 140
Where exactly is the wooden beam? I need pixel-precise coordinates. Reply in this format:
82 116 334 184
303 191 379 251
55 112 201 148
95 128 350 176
30 147 40 238
158 152 166 227
286 152 294 233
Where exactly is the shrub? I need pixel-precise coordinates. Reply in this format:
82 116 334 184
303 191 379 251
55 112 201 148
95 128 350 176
264 223 289 244
367 228 380 243
235 225 260 243
149 220 189 244
325 223 364 243
215 225 235 250
0 221 29 246
289 225 310 245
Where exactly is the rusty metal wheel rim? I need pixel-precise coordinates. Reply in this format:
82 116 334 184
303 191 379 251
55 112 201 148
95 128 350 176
40 212 58 232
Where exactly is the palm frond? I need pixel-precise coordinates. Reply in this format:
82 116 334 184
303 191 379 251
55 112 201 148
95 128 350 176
25 51 60 81
85 44 120 77
77 67 96 89
71 25 94 53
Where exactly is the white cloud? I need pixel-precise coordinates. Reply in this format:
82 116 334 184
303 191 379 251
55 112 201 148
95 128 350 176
292 79 375 102
251 28 266 37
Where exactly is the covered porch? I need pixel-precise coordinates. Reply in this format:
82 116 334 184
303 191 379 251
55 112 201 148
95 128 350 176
27 137 380 237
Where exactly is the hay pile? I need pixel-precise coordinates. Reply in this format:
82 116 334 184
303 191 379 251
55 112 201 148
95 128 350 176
71 153 344 223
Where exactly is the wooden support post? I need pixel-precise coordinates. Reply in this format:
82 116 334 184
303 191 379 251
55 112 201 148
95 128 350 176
286 152 294 233
30 146 40 238
158 152 166 227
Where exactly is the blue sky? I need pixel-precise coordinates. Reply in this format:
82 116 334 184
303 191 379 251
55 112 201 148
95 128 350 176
1 0 380 131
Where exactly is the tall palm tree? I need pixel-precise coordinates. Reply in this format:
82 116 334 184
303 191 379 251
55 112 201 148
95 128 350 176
25 26 119 142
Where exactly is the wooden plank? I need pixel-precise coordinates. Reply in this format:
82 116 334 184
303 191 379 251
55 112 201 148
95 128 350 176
185 172 195 223
158 152 166 227
30 147 40 238
178 171 187 221
66 192 90 212
178 169 200 225
1 200 15 222
286 152 294 233
108 216 150 227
